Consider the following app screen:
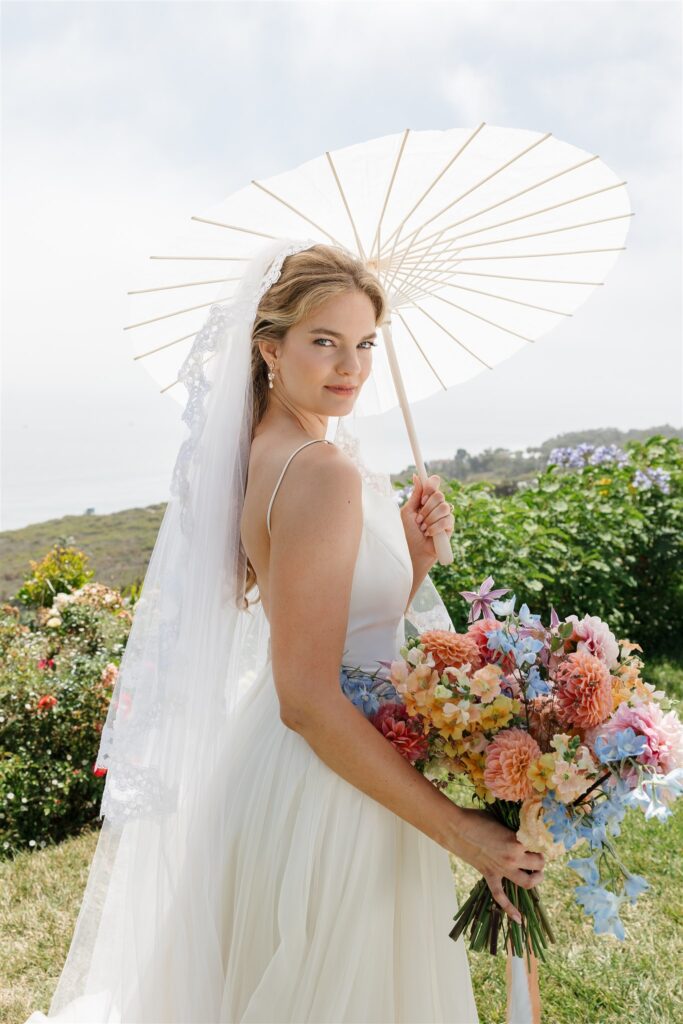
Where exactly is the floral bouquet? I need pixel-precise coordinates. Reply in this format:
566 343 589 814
342 577 683 964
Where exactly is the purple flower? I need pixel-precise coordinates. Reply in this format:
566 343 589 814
459 575 510 623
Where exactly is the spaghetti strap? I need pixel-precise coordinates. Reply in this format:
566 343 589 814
266 438 334 537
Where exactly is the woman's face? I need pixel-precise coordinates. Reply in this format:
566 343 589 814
267 289 378 414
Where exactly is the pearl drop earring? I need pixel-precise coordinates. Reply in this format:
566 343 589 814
267 364 275 389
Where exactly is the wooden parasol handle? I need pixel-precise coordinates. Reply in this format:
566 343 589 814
380 320 453 566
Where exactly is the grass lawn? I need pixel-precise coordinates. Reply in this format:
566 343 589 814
4 658 683 1024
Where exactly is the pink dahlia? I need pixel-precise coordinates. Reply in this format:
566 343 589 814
564 614 620 670
370 703 430 764
593 700 683 774
554 650 613 728
483 728 542 802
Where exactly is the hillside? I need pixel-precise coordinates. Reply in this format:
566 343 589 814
2 425 680 602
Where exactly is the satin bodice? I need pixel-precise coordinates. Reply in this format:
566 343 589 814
264 439 413 675
342 478 413 672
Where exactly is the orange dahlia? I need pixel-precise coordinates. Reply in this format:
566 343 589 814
483 728 542 801
554 650 613 728
420 629 482 676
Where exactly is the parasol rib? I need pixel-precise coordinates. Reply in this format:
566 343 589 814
249 180 342 245
410 296 535 344
394 309 449 391
325 151 367 261
133 331 198 361
368 128 411 264
383 130 554 293
393 179 628 257
386 155 605 262
406 302 495 369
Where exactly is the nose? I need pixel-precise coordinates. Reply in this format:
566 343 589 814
337 349 363 376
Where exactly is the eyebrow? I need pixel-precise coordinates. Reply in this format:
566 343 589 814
308 327 378 340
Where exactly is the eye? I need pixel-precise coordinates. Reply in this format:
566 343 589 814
313 337 377 349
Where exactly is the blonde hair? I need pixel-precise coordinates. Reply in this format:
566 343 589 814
242 243 388 608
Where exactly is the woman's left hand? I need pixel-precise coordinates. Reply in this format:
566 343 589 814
400 473 454 565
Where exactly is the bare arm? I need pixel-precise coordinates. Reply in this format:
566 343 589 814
268 446 544 922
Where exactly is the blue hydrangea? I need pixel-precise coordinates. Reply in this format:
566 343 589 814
633 467 671 494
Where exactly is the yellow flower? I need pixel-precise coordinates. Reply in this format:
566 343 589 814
478 695 517 732
527 752 556 793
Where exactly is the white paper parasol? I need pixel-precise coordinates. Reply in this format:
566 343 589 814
125 124 633 564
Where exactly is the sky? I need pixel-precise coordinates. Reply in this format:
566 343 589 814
1 0 681 530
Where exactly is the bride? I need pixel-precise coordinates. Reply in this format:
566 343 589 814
25 237 544 1023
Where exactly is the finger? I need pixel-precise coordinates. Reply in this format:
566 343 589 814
422 510 452 536
512 868 544 889
419 489 444 514
419 479 441 504
486 877 522 924
521 851 545 872
421 499 451 527
408 477 425 512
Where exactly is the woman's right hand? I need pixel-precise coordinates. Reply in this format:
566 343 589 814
445 805 546 924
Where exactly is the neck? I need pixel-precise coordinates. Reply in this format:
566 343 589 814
258 400 329 441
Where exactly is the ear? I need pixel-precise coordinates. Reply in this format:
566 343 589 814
258 340 280 365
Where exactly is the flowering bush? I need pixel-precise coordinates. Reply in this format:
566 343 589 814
14 541 95 608
427 436 682 659
352 578 683 961
0 573 134 857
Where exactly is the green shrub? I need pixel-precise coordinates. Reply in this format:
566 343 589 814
14 540 94 608
430 436 682 658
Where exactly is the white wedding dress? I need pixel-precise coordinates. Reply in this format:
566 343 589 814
26 438 478 1024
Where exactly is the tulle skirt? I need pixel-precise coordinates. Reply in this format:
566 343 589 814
26 657 479 1024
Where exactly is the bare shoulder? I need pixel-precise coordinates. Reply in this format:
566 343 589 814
269 440 362 541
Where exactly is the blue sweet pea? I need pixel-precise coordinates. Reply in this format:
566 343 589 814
568 856 600 886
541 794 582 850
518 603 542 627
524 665 550 700
512 635 545 669
339 667 399 718
623 873 649 903
490 595 517 617
485 629 515 656
594 728 647 762
574 884 626 940
624 767 683 821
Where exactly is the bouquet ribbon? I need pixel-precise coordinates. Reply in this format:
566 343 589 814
506 942 541 1024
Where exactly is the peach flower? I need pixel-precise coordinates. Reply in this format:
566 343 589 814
484 728 542 801
554 650 613 728
469 664 503 704
419 630 482 676
517 797 565 859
